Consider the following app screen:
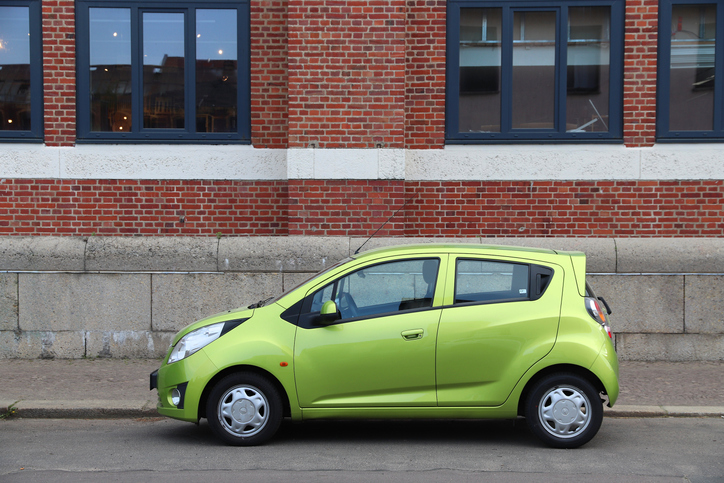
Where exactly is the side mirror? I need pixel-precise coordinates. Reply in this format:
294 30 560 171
315 300 340 326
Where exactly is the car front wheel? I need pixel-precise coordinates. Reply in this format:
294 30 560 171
524 373 603 448
206 372 283 446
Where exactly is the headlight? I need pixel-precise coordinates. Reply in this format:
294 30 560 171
168 322 225 364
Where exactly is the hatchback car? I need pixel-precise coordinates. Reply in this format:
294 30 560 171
151 244 618 448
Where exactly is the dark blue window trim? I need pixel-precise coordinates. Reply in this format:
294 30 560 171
446 0 624 144
75 0 250 144
0 0 43 142
657 0 723 141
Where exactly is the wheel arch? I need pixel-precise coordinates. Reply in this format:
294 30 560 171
516 364 607 416
198 365 292 420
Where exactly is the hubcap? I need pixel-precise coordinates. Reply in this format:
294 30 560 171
218 385 269 437
538 385 591 439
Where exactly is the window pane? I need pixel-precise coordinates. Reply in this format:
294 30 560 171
196 9 237 133
143 12 185 129
337 259 439 319
89 8 131 132
566 6 610 133
455 260 529 304
669 4 715 131
459 8 502 133
512 11 556 129
0 6 31 131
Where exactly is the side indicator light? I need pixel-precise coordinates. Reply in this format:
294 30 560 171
280 362 288 367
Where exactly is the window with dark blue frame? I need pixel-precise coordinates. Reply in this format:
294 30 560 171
446 0 624 143
658 0 722 140
76 0 250 143
0 0 43 141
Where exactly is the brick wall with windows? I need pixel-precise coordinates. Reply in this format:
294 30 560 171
0 0 720 238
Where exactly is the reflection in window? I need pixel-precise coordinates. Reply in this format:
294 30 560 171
0 6 31 131
143 12 185 129
669 4 715 131
566 7 611 133
512 11 557 130
455 260 529 304
196 10 238 133
89 8 131 132
459 8 502 132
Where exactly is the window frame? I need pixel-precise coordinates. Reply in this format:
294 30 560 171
657 0 723 141
452 258 554 306
297 257 443 328
446 0 624 144
75 0 250 144
0 0 43 142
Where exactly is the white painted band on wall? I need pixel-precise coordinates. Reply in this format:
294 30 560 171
0 144 721 180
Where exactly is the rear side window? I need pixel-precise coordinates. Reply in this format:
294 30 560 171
455 260 529 304
454 259 553 305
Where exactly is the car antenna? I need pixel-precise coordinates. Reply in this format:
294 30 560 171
354 191 419 255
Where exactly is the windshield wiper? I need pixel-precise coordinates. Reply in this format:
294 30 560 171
247 297 273 309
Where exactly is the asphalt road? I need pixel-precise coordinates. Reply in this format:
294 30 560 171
1 417 723 483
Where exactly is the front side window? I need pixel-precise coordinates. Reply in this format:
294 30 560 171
0 1 42 140
658 1 721 139
447 0 623 142
76 0 249 143
310 259 441 321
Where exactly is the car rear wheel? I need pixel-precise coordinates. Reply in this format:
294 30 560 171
206 372 282 446
524 373 603 448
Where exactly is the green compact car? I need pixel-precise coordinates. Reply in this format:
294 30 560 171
150 244 618 448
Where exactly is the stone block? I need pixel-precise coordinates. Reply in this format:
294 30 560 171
481 237 617 273
685 275 724 334
283 272 318 294
85 331 174 359
0 331 86 359
350 237 475 255
219 236 349 273
0 236 85 271
0 274 18 331
616 238 724 273
86 236 218 272
151 273 283 332
616 333 724 361
588 275 684 333
19 273 151 331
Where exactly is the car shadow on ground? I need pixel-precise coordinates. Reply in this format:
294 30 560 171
158 417 540 448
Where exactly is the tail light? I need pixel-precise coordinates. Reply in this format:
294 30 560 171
585 297 612 338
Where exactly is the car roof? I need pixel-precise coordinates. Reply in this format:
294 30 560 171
352 243 560 261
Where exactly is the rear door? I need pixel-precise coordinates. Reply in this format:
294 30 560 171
436 256 563 406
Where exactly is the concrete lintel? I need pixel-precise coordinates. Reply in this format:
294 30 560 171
218 236 350 273
0 236 86 271
617 238 724 273
85 236 219 272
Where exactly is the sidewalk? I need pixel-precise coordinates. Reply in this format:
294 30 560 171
1 359 723 419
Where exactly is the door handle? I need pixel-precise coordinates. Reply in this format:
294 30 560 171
401 329 424 340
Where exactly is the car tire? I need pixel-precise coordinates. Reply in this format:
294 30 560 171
524 373 603 449
206 372 283 446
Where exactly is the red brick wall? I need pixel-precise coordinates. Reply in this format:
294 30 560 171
288 179 406 235
2 179 722 236
405 181 724 237
623 0 658 147
251 0 289 148
42 0 76 147
0 180 288 236
287 0 407 148
404 0 446 149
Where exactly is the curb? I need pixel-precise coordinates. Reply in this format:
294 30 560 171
4 402 724 420
604 405 724 418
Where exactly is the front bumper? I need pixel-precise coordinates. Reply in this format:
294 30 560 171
150 349 219 422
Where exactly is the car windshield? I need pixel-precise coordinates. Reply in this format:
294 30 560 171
259 257 352 308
